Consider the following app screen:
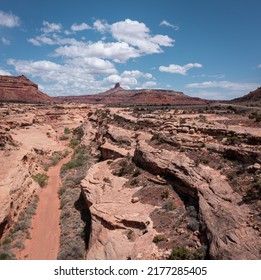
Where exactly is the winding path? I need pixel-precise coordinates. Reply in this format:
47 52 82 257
18 155 71 260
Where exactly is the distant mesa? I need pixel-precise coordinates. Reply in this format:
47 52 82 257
56 83 209 105
0 75 52 103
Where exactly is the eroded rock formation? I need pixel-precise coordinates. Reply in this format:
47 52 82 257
0 75 52 103
133 140 260 259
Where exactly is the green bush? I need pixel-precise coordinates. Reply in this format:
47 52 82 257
153 235 165 243
60 135 69 141
161 189 169 199
69 139 79 149
169 246 206 260
64 127 71 134
164 201 176 211
32 173 49 187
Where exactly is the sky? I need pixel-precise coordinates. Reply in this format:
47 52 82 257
0 0 260 100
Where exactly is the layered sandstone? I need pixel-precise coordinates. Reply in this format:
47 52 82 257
133 140 260 259
81 160 160 260
0 75 52 103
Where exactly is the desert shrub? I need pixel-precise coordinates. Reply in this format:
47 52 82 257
169 246 191 260
161 189 169 199
130 178 138 186
59 135 69 141
69 138 79 149
62 146 86 172
164 201 176 211
13 241 25 249
58 186 67 198
245 181 261 200
64 127 71 134
117 159 131 177
153 235 165 243
169 245 206 260
32 173 49 187
73 127 84 140
0 251 14 260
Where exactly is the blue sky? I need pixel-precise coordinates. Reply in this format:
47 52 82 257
0 0 260 99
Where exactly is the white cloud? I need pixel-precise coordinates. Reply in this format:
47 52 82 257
104 74 121 84
71 22 91 32
1 37 10 45
160 20 179 30
0 10 20 28
159 63 202 75
258 64 261 68
28 33 79 46
7 59 62 77
121 70 153 79
104 74 138 86
7 58 108 96
142 81 157 88
55 41 140 63
41 21 62 33
111 19 174 54
93 19 109 33
68 57 117 74
0 69 12 76
186 81 259 91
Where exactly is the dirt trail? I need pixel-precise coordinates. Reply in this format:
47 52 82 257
18 155 71 260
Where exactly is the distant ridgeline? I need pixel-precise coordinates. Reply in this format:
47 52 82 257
55 83 209 105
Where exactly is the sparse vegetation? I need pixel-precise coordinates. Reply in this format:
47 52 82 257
161 189 169 199
0 194 39 259
245 181 261 200
153 235 165 243
64 127 71 134
164 201 176 211
169 246 206 260
32 173 49 187
59 135 69 141
61 146 86 172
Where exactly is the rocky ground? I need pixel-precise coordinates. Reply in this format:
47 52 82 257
0 102 260 260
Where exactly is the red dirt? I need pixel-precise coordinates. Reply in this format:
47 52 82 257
18 155 71 260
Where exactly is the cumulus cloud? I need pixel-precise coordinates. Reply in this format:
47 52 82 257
41 21 62 33
71 22 91 32
121 70 153 79
159 63 202 75
55 41 140 63
8 18 175 95
0 10 20 28
104 70 154 87
28 34 78 46
186 80 259 91
0 69 12 76
160 20 179 30
93 19 110 33
1 37 10 45
111 19 174 54
7 58 109 96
